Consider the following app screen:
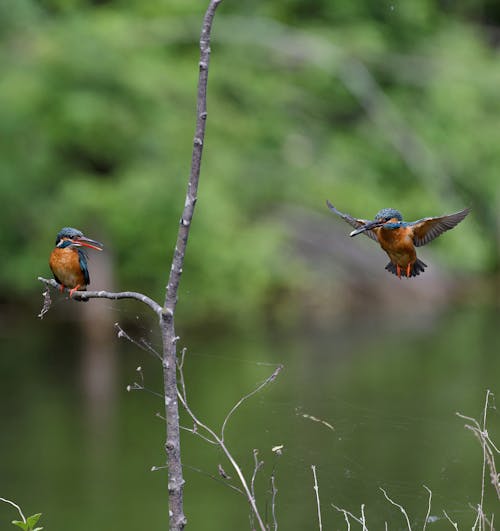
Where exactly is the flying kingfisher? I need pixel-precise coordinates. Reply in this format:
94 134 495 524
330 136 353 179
49 227 104 298
326 201 470 278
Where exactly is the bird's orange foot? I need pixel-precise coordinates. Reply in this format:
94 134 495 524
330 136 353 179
396 264 402 279
406 264 411 278
69 285 81 298
59 284 65 293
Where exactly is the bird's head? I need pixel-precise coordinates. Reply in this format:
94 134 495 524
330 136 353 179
374 208 403 222
350 208 403 237
55 227 103 251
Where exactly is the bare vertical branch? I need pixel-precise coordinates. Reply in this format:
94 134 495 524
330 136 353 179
360 504 368 531
311 465 323 531
251 449 264 503
422 485 432 531
270 472 278 531
161 1 223 529
457 389 500 516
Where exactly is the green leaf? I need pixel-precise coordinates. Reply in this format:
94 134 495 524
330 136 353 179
32 528 44 531
26 514 42 528
11 521 28 531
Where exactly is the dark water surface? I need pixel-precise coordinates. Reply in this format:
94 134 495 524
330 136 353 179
0 297 499 530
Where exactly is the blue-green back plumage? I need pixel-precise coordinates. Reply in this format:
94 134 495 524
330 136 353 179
78 249 90 285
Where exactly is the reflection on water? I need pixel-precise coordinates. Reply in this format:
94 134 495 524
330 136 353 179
0 298 499 530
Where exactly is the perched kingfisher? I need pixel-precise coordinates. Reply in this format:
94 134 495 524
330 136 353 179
49 227 103 298
326 201 470 278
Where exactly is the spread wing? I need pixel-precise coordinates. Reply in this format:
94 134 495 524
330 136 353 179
326 200 378 242
411 207 470 247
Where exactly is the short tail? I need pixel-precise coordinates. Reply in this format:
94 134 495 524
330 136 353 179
385 258 427 278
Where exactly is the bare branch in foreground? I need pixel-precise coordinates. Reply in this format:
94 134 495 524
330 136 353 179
115 323 162 361
457 390 500 506
251 449 264 503
221 364 283 442
176 355 282 531
443 510 459 530
422 485 432 531
331 505 352 530
270 471 279 531
331 504 367 529
0 497 26 524
311 465 323 531
380 488 413 531
38 277 162 315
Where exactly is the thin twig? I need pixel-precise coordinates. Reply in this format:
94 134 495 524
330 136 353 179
457 390 500 503
270 472 278 531
176 362 275 531
183 464 244 495
380 487 412 531
331 504 362 528
339 508 352 531
471 504 481 531
38 288 52 319
311 465 323 531
221 364 283 441
126 382 163 398
179 424 217 445
0 497 26 524
442 510 459 530
360 504 368 531
422 485 432 531
115 323 162 361
251 449 264 503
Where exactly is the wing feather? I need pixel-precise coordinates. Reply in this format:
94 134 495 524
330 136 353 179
411 208 470 247
78 249 90 285
326 200 378 242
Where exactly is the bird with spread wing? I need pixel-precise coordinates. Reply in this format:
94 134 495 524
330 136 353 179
326 201 470 278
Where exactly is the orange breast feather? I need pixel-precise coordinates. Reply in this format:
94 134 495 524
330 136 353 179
49 248 86 288
375 227 416 265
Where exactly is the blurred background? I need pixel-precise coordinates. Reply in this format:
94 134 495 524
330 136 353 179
1 0 499 529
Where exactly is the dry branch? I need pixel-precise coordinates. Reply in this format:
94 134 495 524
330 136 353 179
311 465 323 531
160 2 222 527
38 277 162 314
176 355 283 531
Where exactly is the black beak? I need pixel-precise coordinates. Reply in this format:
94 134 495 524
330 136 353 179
349 220 384 237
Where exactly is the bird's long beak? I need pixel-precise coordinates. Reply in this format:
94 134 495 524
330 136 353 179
349 220 384 237
73 236 104 251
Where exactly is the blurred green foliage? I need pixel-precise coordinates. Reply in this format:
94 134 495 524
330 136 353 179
1 0 499 322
